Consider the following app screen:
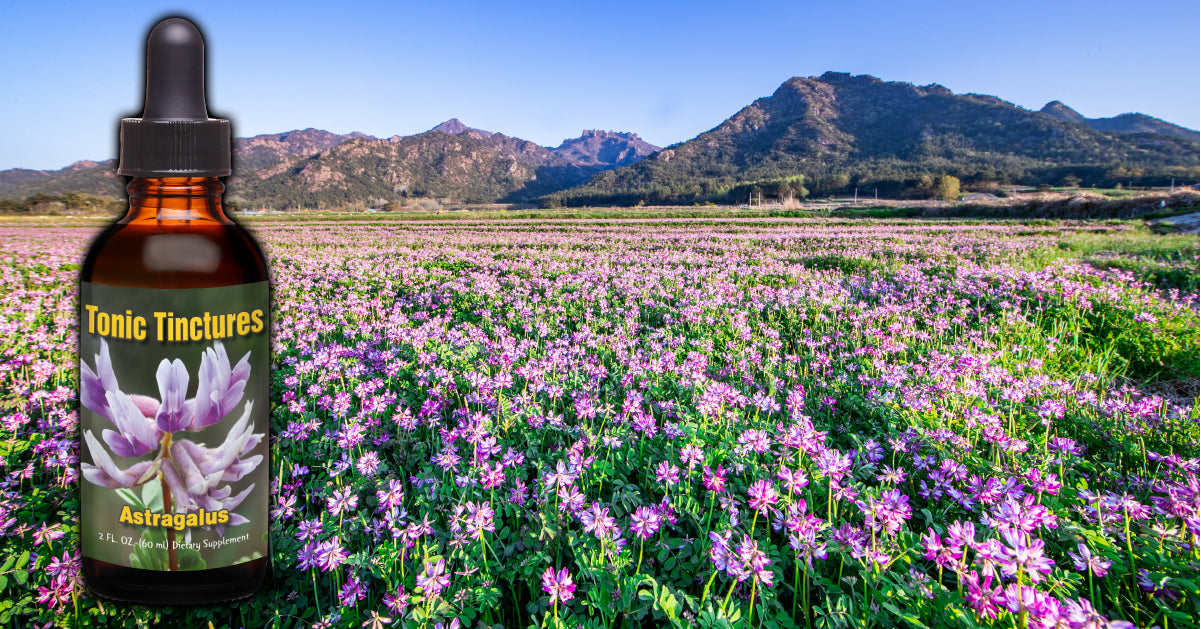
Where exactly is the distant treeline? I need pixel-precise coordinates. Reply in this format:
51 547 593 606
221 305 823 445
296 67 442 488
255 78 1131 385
539 161 1199 208
0 193 123 216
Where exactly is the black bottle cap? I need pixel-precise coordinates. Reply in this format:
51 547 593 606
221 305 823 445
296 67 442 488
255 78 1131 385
118 18 231 177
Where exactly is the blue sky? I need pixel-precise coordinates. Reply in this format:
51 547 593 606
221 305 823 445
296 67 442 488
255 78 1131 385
2 0 1197 170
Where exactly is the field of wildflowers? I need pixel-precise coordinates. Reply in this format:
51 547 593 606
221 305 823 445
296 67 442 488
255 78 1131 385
0 216 1197 628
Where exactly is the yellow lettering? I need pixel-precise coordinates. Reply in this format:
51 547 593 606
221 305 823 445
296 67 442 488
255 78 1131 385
217 510 230 524
119 505 133 525
251 309 264 333
85 304 98 334
185 512 198 527
226 314 237 336
190 317 203 340
153 312 167 341
173 513 186 531
134 316 146 341
174 316 187 342
97 312 109 336
133 510 144 525
236 312 250 336
112 311 125 339
203 312 212 340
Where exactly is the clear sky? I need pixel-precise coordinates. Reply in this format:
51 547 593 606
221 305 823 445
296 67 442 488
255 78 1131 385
1 0 1197 170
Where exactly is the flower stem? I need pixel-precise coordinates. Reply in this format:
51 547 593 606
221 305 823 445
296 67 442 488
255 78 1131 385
159 470 178 572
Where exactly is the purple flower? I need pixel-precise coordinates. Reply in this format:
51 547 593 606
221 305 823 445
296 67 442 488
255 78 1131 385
479 461 505 489
541 566 576 604
777 466 809 494
960 570 1003 620
655 461 681 486
736 534 773 586
1068 543 1111 578
99 389 159 458
339 572 367 607
79 430 157 489
191 340 251 430
416 558 450 600
316 536 349 572
376 479 405 511
356 451 381 477
581 501 618 540
702 464 728 493
327 486 359 517
998 529 1055 584
922 528 962 568
159 402 263 526
79 338 119 418
747 479 779 514
629 506 661 540
154 358 190 432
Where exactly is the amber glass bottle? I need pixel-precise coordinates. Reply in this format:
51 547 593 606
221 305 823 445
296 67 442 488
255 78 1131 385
79 18 269 603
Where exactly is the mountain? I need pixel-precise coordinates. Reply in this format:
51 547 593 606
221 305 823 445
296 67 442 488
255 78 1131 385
234 128 375 173
229 123 661 207
0 120 660 207
1040 101 1199 142
552 130 659 167
0 159 123 199
0 129 374 200
430 118 493 137
546 73 1199 207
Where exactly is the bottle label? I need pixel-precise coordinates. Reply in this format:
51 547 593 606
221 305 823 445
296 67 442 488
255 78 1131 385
79 282 269 571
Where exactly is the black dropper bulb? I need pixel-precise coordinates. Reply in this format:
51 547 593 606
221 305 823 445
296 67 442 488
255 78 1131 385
118 17 231 177
142 18 208 120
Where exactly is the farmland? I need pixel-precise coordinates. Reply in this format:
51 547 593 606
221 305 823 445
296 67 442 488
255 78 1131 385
0 216 1197 628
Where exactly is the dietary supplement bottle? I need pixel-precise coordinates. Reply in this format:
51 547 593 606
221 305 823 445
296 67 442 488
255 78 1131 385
79 17 269 603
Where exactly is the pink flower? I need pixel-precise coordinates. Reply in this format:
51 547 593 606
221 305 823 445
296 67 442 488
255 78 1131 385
629 506 661 540
1068 543 1111 578
541 566 576 604
747 479 778 513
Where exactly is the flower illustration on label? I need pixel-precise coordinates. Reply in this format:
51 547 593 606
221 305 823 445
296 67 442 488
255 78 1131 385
81 338 262 553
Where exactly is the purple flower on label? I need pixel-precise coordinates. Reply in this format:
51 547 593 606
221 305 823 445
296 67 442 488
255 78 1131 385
100 390 160 457
154 358 190 432
191 340 252 430
80 338 119 419
80 430 157 489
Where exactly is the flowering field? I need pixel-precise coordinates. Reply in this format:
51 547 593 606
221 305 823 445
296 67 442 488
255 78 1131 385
1 217 1198 629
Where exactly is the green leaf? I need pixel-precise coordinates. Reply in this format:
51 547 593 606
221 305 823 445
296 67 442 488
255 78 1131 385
115 488 144 510
13 551 30 570
178 547 207 571
142 479 164 511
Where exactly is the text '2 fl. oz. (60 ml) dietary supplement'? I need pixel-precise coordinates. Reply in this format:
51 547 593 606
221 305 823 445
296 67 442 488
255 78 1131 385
79 17 270 603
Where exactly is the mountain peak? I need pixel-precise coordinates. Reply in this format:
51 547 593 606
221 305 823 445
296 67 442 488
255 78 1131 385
552 130 660 167
431 119 494 137
1041 101 1088 124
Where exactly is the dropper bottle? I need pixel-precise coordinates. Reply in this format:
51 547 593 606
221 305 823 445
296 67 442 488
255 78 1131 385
79 17 269 603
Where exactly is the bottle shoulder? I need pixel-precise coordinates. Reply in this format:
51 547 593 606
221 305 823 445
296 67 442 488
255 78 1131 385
81 220 269 288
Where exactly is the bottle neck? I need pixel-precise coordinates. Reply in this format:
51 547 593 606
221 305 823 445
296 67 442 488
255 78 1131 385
123 177 229 223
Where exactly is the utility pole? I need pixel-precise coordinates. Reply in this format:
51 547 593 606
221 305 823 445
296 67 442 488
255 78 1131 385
854 188 858 202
